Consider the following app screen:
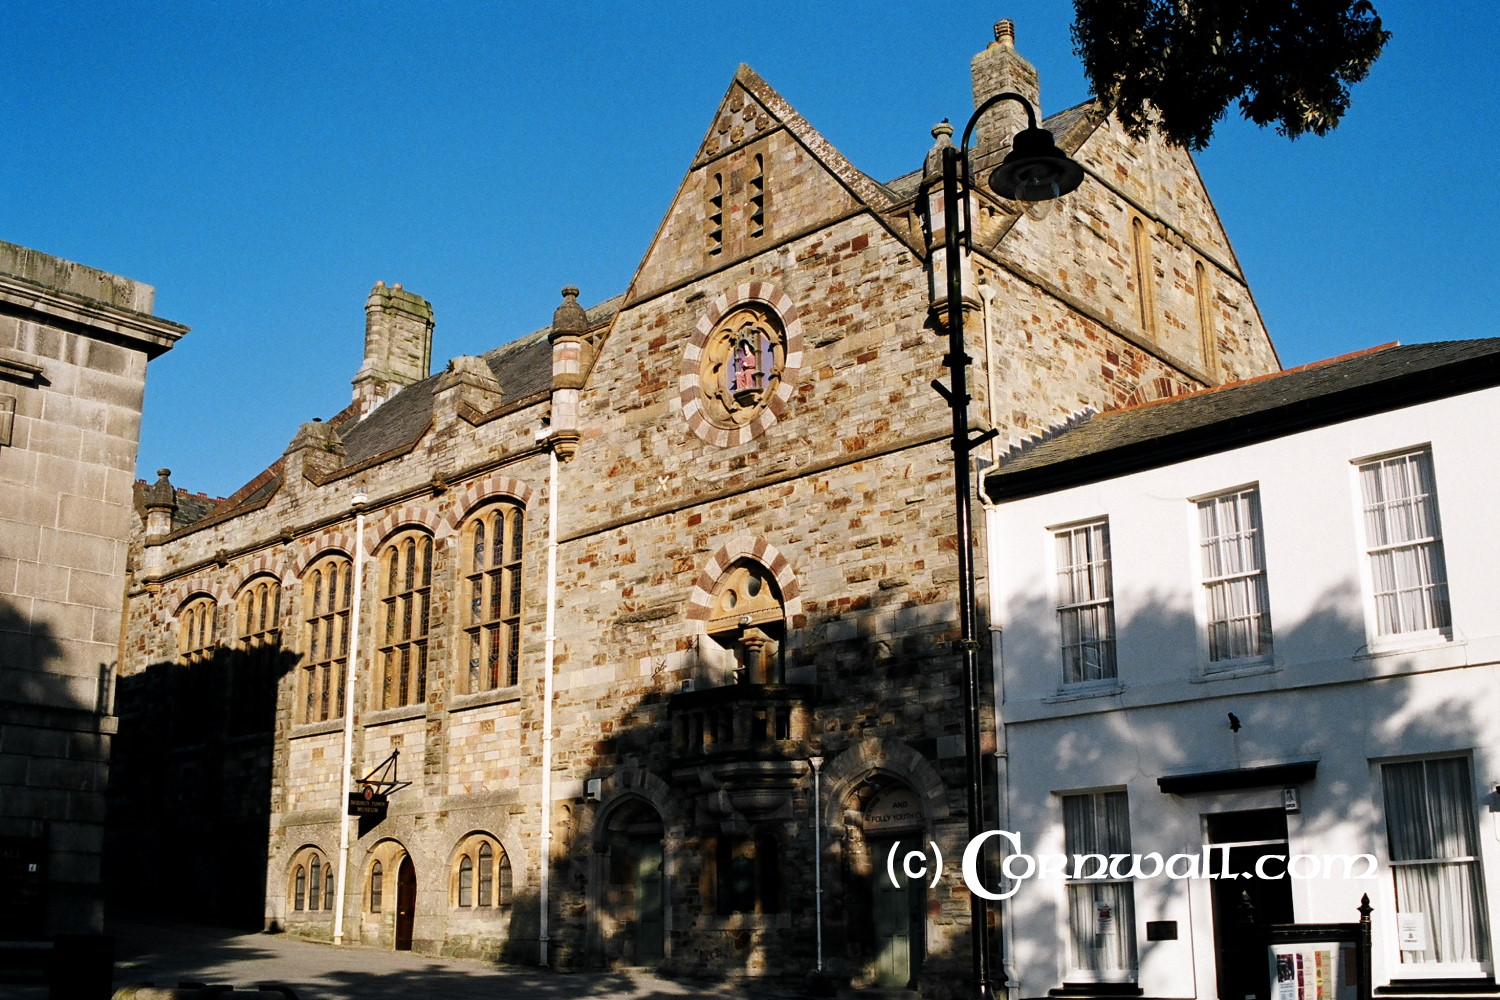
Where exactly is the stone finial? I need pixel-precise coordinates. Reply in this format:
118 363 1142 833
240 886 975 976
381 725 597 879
995 18 1015 47
142 468 178 512
551 286 588 340
923 120 956 180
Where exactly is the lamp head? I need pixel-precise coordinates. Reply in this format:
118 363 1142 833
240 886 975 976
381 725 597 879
987 126 1084 204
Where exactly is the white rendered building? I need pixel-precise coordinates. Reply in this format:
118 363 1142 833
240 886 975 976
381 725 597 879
984 340 1500 999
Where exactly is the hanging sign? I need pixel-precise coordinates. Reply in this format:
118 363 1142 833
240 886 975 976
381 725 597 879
349 783 388 818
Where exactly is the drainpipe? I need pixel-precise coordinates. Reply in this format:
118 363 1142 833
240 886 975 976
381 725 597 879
810 756 825 973
539 445 560 965
333 486 368 945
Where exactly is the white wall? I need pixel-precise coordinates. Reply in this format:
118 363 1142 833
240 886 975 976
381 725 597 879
986 384 1500 996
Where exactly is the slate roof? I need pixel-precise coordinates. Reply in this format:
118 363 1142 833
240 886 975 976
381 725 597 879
986 338 1500 500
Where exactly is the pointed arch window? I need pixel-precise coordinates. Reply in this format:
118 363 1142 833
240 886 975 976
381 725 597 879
301 555 352 723
464 504 525 692
232 577 281 734
370 860 384 913
378 532 433 709
178 596 217 665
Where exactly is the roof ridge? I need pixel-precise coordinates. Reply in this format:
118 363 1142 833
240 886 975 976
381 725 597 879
1104 342 1402 416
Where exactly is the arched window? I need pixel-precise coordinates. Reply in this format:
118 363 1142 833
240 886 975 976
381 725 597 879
309 858 323 910
293 865 307 911
457 855 474 907
477 842 494 906
232 577 281 735
452 834 511 909
463 505 524 692
323 864 335 911
370 860 384 913
1131 216 1158 337
377 532 433 709
705 561 785 686
178 595 217 665
301 554 352 723
1195 260 1220 382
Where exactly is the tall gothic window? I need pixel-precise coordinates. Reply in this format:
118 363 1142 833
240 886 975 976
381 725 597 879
377 533 433 708
178 595 217 665
464 504 524 692
301 554 352 723
1131 216 1157 337
232 577 281 734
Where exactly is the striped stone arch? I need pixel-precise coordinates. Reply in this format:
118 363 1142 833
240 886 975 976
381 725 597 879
679 280 805 448
167 578 229 613
288 536 356 579
683 534 802 628
230 552 292 593
368 505 445 552
818 737 952 835
449 475 538 530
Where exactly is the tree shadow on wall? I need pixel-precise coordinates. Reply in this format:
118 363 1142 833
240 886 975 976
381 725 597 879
107 643 300 930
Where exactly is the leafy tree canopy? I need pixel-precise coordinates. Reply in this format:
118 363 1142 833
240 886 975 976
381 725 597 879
1071 0 1390 149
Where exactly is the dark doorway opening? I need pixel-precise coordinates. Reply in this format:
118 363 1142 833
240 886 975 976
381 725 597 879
1208 808 1293 1000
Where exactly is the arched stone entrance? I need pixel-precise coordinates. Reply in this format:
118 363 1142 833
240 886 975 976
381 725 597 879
395 854 416 951
598 797 665 966
850 780 927 988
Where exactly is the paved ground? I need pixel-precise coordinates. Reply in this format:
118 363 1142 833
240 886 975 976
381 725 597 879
1 917 811 1000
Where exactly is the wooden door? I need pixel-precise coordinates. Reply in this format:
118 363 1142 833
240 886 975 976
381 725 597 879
395 855 416 951
872 839 915 987
635 840 664 965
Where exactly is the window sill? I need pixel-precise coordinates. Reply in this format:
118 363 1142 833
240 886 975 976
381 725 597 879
1356 631 1461 661
1045 682 1124 704
366 704 427 727
450 686 522 713
1192 658 1279 683
290 719 345 739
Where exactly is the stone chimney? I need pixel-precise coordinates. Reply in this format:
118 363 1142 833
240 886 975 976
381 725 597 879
352 282 434 418
970 19 1041 157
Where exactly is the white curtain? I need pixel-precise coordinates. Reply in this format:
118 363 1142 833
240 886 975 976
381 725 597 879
1383 758 1488 964
1064 792 1136 976
1361 453 1450 635
1198 490 1272 662
1056 523 1116 683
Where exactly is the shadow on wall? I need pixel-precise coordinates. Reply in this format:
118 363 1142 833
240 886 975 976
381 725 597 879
0 596 75 711
108 643 301 930
995 583 1494 988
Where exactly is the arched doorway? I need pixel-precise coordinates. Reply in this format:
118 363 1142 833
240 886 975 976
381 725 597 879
849 780 926 988
600 798 665 966
395 855 416 951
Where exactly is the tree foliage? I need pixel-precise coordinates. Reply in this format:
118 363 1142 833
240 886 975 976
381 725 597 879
1071 0 1390 149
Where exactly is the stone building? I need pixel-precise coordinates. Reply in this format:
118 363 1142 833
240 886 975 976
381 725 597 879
0 241 185 942
117 24 1279 991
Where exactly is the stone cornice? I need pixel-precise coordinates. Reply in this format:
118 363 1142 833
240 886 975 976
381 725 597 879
0 273 188 358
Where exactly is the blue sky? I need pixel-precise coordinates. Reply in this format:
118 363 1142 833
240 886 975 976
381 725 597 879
6 1 1496 499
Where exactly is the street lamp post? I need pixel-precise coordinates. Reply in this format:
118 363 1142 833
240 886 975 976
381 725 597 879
933 92 1082 1000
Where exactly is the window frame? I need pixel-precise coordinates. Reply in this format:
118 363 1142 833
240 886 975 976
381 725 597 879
1052 519 1118 688
462 504 525 694
451 835 511 911
1060 789 1138 984
1379 754 1491 979
232 576 282 735
376 531 433 709
1193 486 1274 669
1354 447 1452 643
300 554 353 724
